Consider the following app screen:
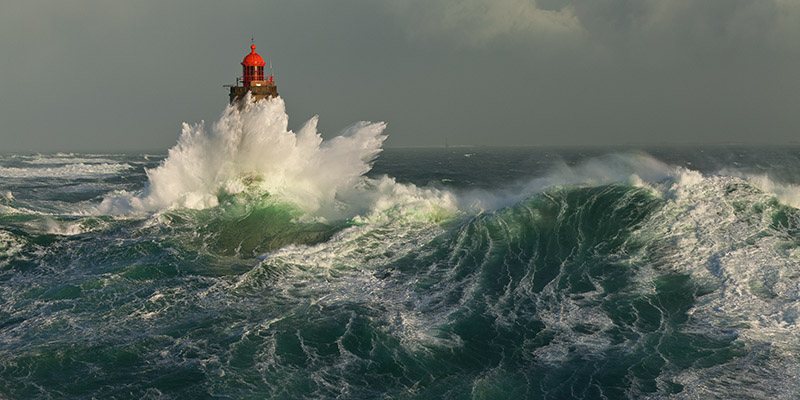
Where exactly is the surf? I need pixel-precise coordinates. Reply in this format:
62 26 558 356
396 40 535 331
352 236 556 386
5 95 800 398
98 95 388 217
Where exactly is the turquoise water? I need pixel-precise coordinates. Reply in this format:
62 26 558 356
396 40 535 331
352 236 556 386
2 100 800 398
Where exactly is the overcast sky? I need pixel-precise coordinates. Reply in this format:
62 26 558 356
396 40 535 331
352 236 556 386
1 0 799 152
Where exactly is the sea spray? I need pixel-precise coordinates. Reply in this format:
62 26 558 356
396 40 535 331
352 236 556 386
451 151 678 213
91 95 462 260
98 95 389 218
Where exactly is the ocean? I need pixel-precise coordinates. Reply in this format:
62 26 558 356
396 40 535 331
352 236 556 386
2 98 800 399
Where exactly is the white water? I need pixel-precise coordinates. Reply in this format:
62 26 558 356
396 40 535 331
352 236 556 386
21 154 120 165
84 93 800 370
7 137 800 397
0 163 131 179
98 95 382 214
96 96 459 223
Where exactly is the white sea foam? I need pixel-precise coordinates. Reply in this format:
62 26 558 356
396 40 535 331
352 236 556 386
421 152 800 391
738 172 800 209
22 153 119 165
0 191 14 214
0 163 132 179
466 151 800 218
40 218 103 236
0 191 44 216
0 230 25 266
616 165 800 394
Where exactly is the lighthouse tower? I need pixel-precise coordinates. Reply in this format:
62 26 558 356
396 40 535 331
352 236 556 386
226 43 278 103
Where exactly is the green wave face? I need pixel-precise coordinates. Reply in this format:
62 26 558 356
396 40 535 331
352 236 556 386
4 177 800 398
158 192 344 259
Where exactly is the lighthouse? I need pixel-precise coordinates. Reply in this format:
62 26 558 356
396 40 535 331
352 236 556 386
226 43 278 103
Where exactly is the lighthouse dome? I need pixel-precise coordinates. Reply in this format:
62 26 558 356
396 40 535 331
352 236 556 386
242 44 266 67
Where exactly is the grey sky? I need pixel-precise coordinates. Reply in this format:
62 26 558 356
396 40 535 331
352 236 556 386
1 0 799 152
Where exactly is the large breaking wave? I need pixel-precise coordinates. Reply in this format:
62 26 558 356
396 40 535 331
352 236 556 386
96 95 457 225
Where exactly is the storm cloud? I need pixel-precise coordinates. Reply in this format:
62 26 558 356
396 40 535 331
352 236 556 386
386 0 585 47
1 0 799 152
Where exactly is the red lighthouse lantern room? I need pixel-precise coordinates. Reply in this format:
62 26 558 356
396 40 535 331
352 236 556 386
227 43 278 103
